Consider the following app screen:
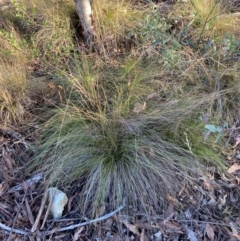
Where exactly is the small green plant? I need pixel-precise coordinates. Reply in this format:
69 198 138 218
133 7 182 70
204 123 227 142
137 8 181 49
0 29 28 55
221 33 240 56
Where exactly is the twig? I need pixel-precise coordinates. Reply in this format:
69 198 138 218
46 203 126 234
7 186 28 241
31 190 49 232
0 202 126 236
0 222 30 236
41 189 54 230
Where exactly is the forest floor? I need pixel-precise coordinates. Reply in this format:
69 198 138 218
1 0 240 240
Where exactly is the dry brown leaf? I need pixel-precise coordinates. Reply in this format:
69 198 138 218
0 201 12 211
166 204 174 217
22 181 29 193
205 223 214 241
67 195 76 212
230 222 240 239
228 163 240 174
233 136 240 148
122 219 140 236
94 205 106 227
218 194 227 209
149 147 156 157
135 222 151 229
133 102 146 113
110 233 121 241
163 221 183 234
124 236 130 241
167 194 178 204
73 227 84 241
31 190 49 232
202 181 215 191
146 92 158 100
4 155 14 170
234 176 240 185
95 205 106 218
102 218 113 231
140 229 149 241
25 198 34 225
0 182 7 196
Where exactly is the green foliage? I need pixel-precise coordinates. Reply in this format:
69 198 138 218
11 0 36 24
136 8 181 48
28 57 214 215
2 0 240 218
221 34 240 56
177 118 226 169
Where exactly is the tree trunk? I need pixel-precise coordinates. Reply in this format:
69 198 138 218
75 0 93 45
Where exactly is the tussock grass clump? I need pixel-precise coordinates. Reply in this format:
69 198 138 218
0 23 32 125
0 59 30 125
28 57 219 215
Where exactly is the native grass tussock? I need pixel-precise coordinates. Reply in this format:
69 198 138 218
28 55 231 214
0 22 31 124
1 0 240 215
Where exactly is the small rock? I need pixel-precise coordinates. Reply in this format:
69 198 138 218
48 187 68 219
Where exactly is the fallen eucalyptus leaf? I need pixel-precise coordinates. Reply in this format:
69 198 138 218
205 223 214 241
227 163 240 174
133 102 146 113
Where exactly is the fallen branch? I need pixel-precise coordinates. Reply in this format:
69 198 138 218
46 203 126 234
0 222 29 236
0 203 126 236
8 173 43 193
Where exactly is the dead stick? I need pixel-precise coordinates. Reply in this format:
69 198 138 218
0 203 126 236
31 190 49 232
0 222 29 235
46 203 126 234
40 190 54 230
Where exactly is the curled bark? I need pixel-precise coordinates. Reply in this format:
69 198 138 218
75 0 93 45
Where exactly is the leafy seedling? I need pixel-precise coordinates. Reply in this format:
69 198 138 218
204 124 225 142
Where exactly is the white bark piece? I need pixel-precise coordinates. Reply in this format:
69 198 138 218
75 0 93 45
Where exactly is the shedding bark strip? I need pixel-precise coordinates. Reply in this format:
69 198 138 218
75 0 93 45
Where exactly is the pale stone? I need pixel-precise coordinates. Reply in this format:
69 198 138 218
48 187 68 219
